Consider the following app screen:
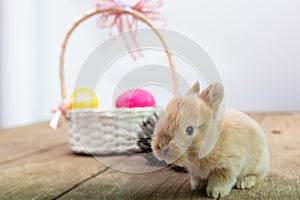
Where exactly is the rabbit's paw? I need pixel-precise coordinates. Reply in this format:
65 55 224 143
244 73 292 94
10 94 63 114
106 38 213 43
206 184 231 199
236 175 257 189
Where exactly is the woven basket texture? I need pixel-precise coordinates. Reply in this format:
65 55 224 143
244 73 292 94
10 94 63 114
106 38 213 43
65 107 162 154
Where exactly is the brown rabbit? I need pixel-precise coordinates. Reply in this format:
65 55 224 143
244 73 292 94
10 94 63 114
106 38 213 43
152 81 269 198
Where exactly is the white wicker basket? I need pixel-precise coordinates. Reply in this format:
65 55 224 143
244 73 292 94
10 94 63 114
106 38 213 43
65 107 162 154
58 8 176 154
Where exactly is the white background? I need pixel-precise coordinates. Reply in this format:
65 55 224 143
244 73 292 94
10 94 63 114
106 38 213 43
0 0 300 128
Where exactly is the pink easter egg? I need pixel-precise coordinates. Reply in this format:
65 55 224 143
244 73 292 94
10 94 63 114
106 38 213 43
115 89 156 108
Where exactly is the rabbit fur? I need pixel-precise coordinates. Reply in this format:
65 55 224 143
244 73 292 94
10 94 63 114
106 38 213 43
151 81 269 198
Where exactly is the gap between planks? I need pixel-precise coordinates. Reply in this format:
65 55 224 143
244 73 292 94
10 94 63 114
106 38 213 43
0 144 113 200
50 167 110 200
56 156 183 200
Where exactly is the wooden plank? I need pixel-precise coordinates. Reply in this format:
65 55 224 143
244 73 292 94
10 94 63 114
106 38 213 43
260 113 300 179
177 176 300 200
145 172 191 199
0 144 125 200
0 114 299 200
0 122 68 164
58 155 179 200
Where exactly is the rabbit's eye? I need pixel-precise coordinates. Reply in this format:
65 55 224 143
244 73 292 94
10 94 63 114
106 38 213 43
186 126 194 135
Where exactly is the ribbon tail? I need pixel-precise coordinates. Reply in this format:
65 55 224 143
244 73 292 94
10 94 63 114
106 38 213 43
126 16 143 59
132 32 143 58
49 110 63 130
124 35 137 60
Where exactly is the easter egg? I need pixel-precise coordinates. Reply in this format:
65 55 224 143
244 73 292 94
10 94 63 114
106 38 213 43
70 88 98 109
116 89 156 108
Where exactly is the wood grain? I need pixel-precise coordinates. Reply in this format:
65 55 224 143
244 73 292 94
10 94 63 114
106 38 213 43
59 156 180 200
0 122 68 165
0 114 299 199
260 113 300 179
0 144 113 200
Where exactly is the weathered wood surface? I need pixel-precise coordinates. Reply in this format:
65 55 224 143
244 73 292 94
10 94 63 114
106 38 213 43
0 114 299 200
0 122 67 165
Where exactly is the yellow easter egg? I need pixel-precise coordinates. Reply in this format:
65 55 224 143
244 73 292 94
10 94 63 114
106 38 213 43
70 88 98 109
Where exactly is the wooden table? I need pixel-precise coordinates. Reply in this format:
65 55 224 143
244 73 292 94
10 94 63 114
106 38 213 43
1 113 300 199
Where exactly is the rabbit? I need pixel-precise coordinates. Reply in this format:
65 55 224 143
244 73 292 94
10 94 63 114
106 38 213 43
151 81 269 198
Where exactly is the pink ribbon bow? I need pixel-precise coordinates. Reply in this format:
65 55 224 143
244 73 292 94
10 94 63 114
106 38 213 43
49 98 72 130
95 0 165 60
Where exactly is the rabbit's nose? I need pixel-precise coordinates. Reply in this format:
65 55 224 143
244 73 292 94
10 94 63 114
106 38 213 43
162 146 170 157
158 144 166 150
156 143 168 151
157 144 169 156
153 134 171 151
155 143 162 150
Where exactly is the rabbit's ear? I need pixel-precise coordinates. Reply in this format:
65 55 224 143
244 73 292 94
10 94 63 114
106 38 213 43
199 83 224 111
186 81 200 95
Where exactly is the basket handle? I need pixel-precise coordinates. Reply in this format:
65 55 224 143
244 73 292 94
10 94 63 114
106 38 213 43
59 8 177 100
